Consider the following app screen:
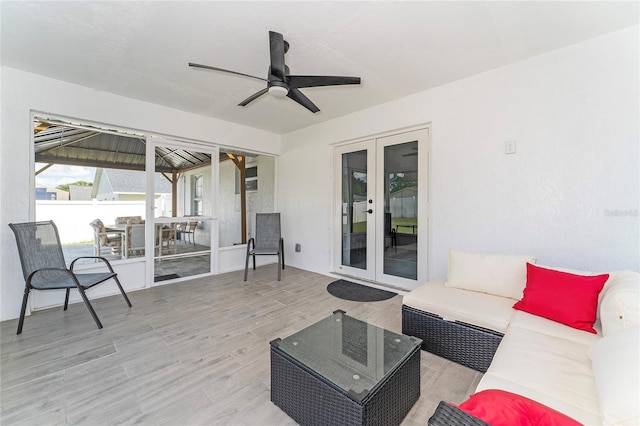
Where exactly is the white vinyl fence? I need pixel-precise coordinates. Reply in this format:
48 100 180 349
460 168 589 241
36 200 146 244
346 197 417 225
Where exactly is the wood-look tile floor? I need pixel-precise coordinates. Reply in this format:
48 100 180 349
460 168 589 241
1 266 481 425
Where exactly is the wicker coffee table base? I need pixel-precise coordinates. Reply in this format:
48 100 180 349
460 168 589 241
270 344 421 426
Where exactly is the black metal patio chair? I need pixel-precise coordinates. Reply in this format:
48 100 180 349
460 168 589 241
244 213 285 281
9 220 132 334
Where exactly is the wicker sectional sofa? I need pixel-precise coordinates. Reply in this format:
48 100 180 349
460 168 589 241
402 250 640 425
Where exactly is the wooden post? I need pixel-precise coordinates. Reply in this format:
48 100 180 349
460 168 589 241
227 153 247 244
171 170 178 217
239 156 247 244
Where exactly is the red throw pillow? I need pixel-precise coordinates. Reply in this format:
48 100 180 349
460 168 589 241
513 263 608 333
456 389 582 426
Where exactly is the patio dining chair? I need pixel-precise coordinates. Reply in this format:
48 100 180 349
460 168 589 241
244 213 285 281
384 212 397 251
122 223 145 258
89 218 121 257
178 221 197 245
155 223 177 255
115 216 143 225
9 220 132 335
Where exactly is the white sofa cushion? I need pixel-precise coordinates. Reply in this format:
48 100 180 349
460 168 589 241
446 249 536 300
588 327 640 425
403 278 515 333
476 325 600 425
598 270 640 336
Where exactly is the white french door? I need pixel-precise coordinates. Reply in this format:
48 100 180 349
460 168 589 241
333 128 429 290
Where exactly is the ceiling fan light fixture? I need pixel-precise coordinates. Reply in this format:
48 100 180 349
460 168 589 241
268 85 289 98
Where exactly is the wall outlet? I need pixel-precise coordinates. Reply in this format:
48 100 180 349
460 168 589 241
505 140 516 154
295 243 301 252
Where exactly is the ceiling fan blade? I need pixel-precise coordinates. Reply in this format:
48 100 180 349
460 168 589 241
188 63 267 82
268 31 287 81
287 88 320 113
238 88 269 106
288 75 361 88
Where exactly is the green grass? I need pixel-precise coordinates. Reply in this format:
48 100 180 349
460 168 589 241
348 217 417 234
62 240 93 247
352 221 367 233
393 217 417 227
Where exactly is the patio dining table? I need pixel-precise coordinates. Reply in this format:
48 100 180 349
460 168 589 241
105 224 127 233
107 223 178 256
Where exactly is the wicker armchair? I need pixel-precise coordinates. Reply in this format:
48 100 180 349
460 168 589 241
115 216 143 225
177 221 197 245
89 218 122 256
122 223 145 258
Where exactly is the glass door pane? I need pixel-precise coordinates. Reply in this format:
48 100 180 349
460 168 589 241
334 140 375 281
150 141 214 282
341 149 368 270
382 141 418 280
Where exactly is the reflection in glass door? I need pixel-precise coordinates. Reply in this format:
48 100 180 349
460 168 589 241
148 139 215 283
342 150 368 270
382 141 418 280
336 141 375 281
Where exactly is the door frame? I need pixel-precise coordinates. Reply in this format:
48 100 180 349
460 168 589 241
374 129 430 288
332 139 377 281
146 136 218 287
331 125 430 290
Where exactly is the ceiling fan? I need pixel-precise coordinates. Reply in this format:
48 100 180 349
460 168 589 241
189 31 361 113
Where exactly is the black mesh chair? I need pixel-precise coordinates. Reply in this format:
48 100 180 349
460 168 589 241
385 212 397 250
244 213 285 281
9 220 132 334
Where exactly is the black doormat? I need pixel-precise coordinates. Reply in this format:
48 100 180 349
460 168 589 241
154 273 180 282
327 280 397 302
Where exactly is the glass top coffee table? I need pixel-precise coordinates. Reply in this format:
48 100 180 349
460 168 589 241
270 310 422 426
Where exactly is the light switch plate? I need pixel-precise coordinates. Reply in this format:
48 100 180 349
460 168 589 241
505 140 516 154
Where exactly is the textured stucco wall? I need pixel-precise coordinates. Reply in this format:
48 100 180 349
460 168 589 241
279 27 639 283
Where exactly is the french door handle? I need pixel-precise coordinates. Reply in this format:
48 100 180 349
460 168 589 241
367 209 373 214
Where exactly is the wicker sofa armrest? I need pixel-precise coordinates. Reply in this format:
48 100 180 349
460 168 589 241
428 401 490 426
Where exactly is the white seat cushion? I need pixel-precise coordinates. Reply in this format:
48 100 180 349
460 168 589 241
477 325 600 425
403 279 515 333
509 310 602 345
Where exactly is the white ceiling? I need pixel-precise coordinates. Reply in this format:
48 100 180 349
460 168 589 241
2 1 638 134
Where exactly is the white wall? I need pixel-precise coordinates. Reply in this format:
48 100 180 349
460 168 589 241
0 67 281 321
218 160 242 247
279 26 639 280
246 155 276 239
218 155 276 247
180 165 213 245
